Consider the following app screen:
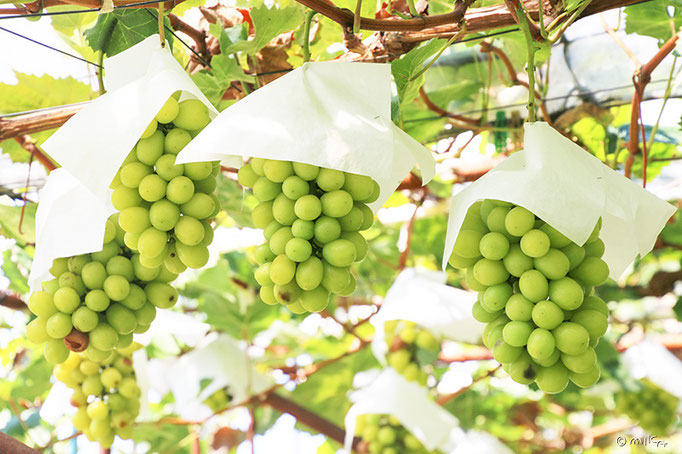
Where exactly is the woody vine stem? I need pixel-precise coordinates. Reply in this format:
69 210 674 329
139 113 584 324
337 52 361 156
516 3 538 123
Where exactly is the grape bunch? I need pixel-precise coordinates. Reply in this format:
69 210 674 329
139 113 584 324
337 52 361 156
26 215 177 364
355 414 442 454
54 345 141 448
449 199 610 393
237 159 378 313
616 379 680 434
110 94 220 271
384 320 440 385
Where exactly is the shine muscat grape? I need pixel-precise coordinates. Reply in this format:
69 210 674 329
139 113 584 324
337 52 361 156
354 414 443 454
54 345 141 448
26 215 178 364
449 199 610 393
384 320 441 385
110 94 221 271
616 379 680 434
238 159 378 313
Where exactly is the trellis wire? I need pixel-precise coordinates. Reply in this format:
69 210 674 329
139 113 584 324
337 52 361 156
0 0 174 20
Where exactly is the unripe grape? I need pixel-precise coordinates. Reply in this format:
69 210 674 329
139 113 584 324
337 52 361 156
292 162 319 180
85 290 110 312
91 242 121 264
320 190 353 218
131 256 160 282
264 220 283 240
342 173 373 201
44 339 70 364
120 162 152 188
164 128 192 155
548 277 583 310
106 304 137 335
186 162 215 182
358 203 374 231
175 216 205 246
415 330 440 351
473 301 502 323
509 352 537 384
388 350 411 372
72 306 98 332
282 175 309 200
481 283 512 312
493 341 522 363
27 317 49 344
156 96 179 123
448 253 477 269
263 160 293 183
321 263 350 293
483 324 504 349
505 294 533 321
138 174 167 202
103 275 130 302
294 195 322 221
166 176 195 205
135 302 157 325
259 285 278 305
252 201 275 229
520 229 550 258
173 99 210 130
274 281 302 305
272 193 297 225
270 227 294 256
584 238 605 257
341 231 368 261
106 256 135 281
316 168 345 191
46 312 73 338
145 282 179 309
536 362 569 393
42 278 60 295
570 366 600 388
465 267 488 292
138 227 168 258
89 324 118 351
539 223 572 248
50 257 69 276
534 248 570 279
473 259 509 286
535 347 561 367
571 309 608 339
237 164 259 188
285 238 312 262
569 257 609 286
322 239 357 267
254 243 276 264
527 328 555 360
505 206 535 237
136 130 164 165
337 274 356 296
112 186 143 211
314 216 341 244
67 255 90 274
486 206 511 234
28 291 57 318
270 255 296 285
149 199 181 231
561 348 596 374
291 219 314 240
119 206 151 233
253 177 281 202
503 321 533 347
581 295 609 317
560 243 585 270
140 119 157 139
453 230 484 258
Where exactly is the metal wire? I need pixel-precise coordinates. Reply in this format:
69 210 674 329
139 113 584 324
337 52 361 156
0 0 175 20
143 8 211 68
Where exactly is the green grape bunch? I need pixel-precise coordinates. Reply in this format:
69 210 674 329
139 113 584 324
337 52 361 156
616 379 680 434
449 199 610 393
54 345 141 448
26 214 178 365
384 320 440 385
238 159 378 314
110 94 221 272
354 414 442 454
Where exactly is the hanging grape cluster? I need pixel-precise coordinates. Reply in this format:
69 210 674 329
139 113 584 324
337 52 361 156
384 320 440 385
449 199 610 393
111 95 220 271
355 414 442 454
27 214 175 365
55 346 141 448
616 379 680 434
238 159 378 313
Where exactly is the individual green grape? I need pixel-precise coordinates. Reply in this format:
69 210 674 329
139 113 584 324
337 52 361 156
175 216 205 246
571 309 608 339
581 295 609 317
270 255 296 285
473 259 510 286
238 164 259 188
570 366 600 388
91 242 121 264
505 294 533 321
28 291 57 318
120 162 152 188
465 267 488 292
520 229 550 258
135 302 157 326
112 186 143 211
358 203 374 231
45 339 70 364
536 362 569 393
415 330 440 351
273 193 297 225
72 307 98 332
534 248 570 279
166 176 195 205
539 223 572 248
85 290 110 312
481 283 512 312
264 220 283 240
50 257 70 276
155 96 179 123
342 173 373 201
294 194 322 221
569 257 609 286
553 322 589 355
479 232 509 260
259 285 278 305
140 119 157 139
253 177 281 202
163 129 192 157
509 352 538 384
316 168 345 191
46 312 73 338
320 190 354 218
106 304 137 335
291 219 314 240
493 341 522 363
337 274 356 296
137 228 168 258
504 206 535 237
502 243 533 277
106 256 135 281
145 282 178 309
67 255 90 274
149 199 180 231
340 231 368 261
285 238 312 262
131 255 160 281
103 275 130 302
89 324 118 351
448 253 478 270
453 230 484 258
321 263 350 293
314 216 341 244
526 328 555 361
254 243 276 264
252 201 275 229
548 277 584 310
461 202 488 233
584 238 605 257
255 263 273 286
531 300 563 330
502 321 533 347
118 206 151 234
322 239 356 267
270 227 294 256
263 160 294 183
136 130 164 166
292 162 319 181
281 175 309 200
561 243 585 270
184 162 213 181
138 174 167 202
561 348 596 374
486 206 511 234
27 318 50 344
42 278 60 295
274 281 302 305
518 270 549 302
173 99 210 130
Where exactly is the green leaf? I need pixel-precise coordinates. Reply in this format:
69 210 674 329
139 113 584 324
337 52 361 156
624 2 682 44
210 22 255 55
192 55 254 106
133 422 191 454
0 74 93 115
392 39 446 109
0 203 36 246
674 297 682 322
85 9 173 57
251 5 303 52
2 249 29 295
10 357 53 402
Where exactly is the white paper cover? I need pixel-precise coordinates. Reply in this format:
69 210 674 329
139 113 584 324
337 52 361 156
370 268 485 364
443 122 676 278
42 34 222 203
162 334 271 420
176 61 436 211
28 168 116 291
343 368 459 452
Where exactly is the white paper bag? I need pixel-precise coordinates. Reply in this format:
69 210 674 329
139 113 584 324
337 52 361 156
370 268 485 364
176 62 436 211
621 337 682 402
42 34 223 204
443 122 676 278
343 368 459 452
27 168 116 291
